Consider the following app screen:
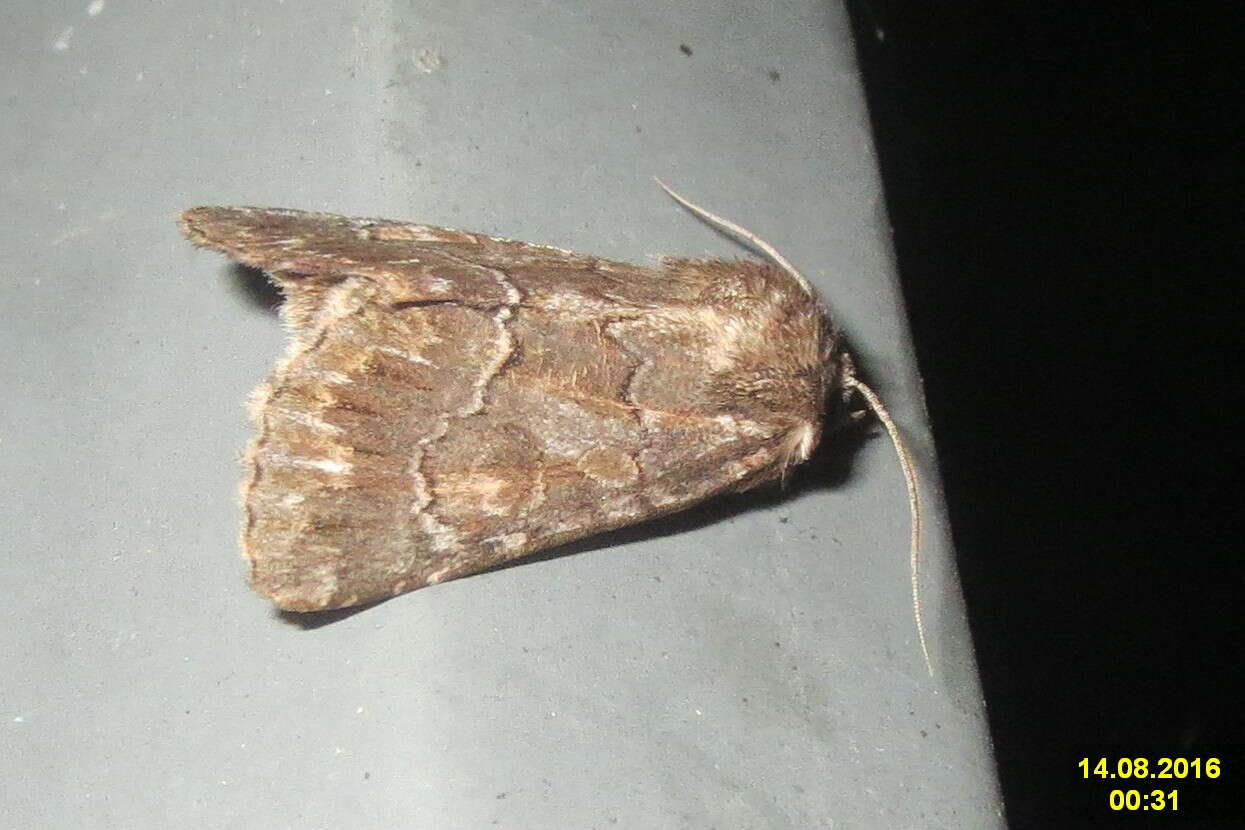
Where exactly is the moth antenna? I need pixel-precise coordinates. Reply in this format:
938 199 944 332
843 375 932 676
656 178 931 675
655 178 815 296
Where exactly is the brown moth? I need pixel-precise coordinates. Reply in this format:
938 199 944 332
180 183 927 670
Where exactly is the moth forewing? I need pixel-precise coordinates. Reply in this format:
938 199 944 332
180 191 927 673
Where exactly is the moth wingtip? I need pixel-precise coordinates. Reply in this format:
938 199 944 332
177 206 221 244
247 570 339 613
178 205 214 221
178 206 260 247
258 589 322 613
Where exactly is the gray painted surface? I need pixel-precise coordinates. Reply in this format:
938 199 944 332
2 1 1000 826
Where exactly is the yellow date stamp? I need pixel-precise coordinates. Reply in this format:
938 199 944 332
1079 755 1221 783
1074 752 1238 819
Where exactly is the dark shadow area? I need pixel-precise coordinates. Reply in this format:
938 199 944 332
225 263 283 315
845 2 1242 826
277 598 390 630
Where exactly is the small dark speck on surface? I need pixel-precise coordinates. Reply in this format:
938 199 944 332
679 44 692 56
768 69 781 82
778 516 789 524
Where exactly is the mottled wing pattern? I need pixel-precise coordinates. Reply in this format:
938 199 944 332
181 207 842 611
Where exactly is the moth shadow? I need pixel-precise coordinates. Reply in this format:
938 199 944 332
225 263 283 315
275 598 393 629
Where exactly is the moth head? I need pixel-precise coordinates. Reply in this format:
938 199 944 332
695 261 842 428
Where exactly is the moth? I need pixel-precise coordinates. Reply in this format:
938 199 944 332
180 182 928 670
